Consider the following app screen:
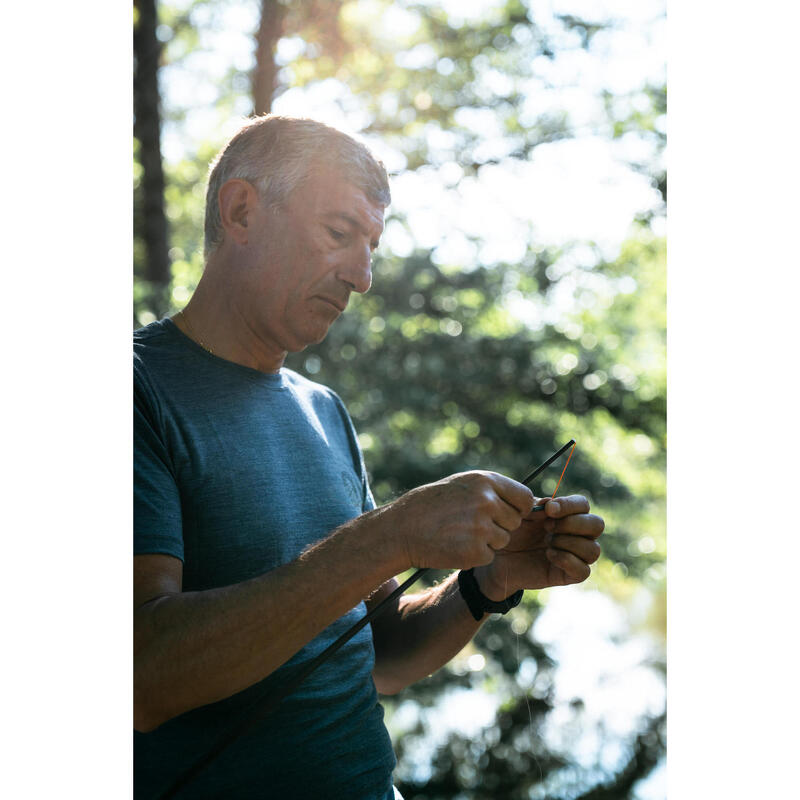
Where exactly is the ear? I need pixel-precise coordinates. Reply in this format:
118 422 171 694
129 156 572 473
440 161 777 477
217 179 260 246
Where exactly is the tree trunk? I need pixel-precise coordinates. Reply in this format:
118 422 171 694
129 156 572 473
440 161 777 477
134 0 171 286
252 0 286 115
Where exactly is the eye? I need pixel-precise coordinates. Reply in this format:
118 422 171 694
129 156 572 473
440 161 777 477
327 227 346 243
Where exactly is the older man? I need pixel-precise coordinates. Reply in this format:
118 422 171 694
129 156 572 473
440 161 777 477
134 115 603 799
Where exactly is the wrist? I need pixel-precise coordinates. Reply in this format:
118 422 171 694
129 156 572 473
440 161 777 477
458 567 524 621
355 503 413 576
472 564 515 602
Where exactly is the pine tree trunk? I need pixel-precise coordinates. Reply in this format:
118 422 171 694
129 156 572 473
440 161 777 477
134 0 171 286
252 0 286 115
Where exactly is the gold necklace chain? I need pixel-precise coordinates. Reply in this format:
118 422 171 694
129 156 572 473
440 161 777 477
178 309 214 355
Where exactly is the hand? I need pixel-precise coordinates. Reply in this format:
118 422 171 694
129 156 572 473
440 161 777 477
381 471 535 571
474 494 604 600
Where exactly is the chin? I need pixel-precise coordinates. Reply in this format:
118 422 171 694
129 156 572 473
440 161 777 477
287 324 333 352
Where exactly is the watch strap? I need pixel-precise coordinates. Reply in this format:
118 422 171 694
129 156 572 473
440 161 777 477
457 567 524 621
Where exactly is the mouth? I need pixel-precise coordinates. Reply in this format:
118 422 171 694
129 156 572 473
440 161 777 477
316 296 346 313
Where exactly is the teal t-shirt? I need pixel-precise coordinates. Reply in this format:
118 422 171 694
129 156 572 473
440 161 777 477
134 318 396 799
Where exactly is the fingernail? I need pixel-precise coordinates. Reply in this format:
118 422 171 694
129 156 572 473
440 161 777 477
548 501 560 515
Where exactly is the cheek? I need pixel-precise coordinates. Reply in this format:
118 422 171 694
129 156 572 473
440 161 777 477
307 237 335 268
296 242 338 288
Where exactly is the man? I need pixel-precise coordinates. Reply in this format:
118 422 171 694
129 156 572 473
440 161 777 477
134 115 604 799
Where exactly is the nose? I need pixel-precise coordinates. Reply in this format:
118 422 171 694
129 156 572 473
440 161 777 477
338 242 372 294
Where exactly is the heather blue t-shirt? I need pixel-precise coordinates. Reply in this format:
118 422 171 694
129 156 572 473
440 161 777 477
134 318 396 799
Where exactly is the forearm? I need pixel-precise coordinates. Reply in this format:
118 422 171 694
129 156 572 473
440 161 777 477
371 570 502 694
134 510 402 732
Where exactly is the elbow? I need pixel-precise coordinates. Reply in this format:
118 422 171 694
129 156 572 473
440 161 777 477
134 714 158 735
372 668 411 696
134 700 160 734
374 681 403 697
134 667 172 733
135 691 179 733
134 685 168 733
134 616 178 733
372 650 424 695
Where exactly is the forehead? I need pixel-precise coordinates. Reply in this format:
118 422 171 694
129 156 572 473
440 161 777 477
289 167 386 240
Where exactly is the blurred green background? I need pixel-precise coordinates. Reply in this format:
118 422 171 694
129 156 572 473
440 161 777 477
134 0 666 797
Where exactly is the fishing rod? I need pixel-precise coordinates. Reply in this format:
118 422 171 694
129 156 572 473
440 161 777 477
157 439 576 799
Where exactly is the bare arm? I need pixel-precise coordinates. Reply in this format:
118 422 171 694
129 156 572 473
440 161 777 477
134 470 530 732
369 571 484 695
134 511 401 733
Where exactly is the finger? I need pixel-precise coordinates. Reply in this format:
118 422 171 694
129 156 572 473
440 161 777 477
474 540 499 567
546 548 591 582
469 548 494 568
486 472 535 515
549 534 601 564
544 494 590 518
471 480 525 532
487 523 512 551
546 513 605 539
492 495 527 532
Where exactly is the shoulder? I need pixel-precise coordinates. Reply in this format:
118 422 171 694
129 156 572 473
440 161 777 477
281 367 341 405
281 368 355 428
134 318 178 362
282 369 368 478
133 318 188 414
135 318 174 375
134 317 199 382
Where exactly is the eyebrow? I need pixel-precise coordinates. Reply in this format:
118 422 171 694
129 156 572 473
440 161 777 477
324 211 383 248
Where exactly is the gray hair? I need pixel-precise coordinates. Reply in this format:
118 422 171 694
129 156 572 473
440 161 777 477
203 115 391 258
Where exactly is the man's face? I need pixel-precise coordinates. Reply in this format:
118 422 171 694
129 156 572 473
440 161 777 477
240 166 385 355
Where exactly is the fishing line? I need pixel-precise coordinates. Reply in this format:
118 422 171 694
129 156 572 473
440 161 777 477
549 441 576 499
504 561 540 781
517 611 543 785
156 440 576 799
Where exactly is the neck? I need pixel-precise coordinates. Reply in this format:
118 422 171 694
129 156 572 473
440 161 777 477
176 270 287 374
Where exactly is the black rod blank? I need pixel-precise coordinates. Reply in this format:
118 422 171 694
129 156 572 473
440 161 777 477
521 438 576 488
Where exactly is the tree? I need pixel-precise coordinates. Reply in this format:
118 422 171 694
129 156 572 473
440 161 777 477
252 0 284 114
134 0 171 312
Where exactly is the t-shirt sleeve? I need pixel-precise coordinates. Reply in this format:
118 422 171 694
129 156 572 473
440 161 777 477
362 472 376 513
329 389 376 513
134 365 184 561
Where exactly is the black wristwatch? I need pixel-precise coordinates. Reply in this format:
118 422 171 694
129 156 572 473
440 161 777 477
457 567 524 621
